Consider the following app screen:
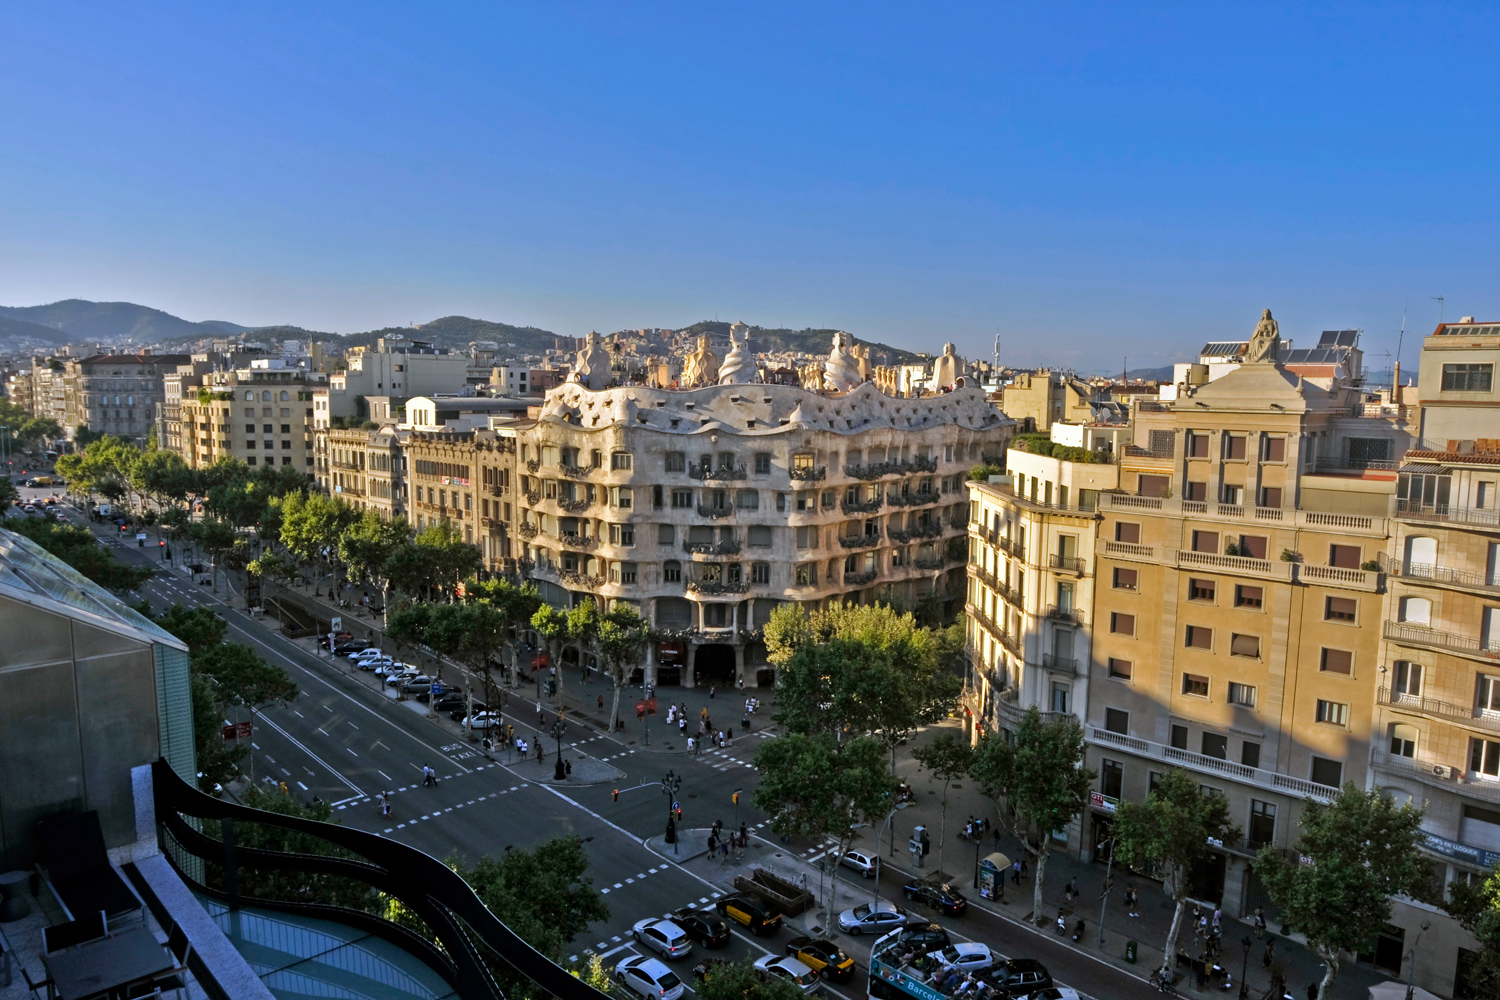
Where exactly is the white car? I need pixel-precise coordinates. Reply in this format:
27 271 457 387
1022 989 1080 1000
837 901 908 935
464 712 502 730
929 943 994 972
615 956 684 1000
840 849 878 878
632 918 692 960
385 666 421 686
753 955 819 993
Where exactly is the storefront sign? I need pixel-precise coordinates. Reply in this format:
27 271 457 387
1090 791 1118 813
1424 832 1500 870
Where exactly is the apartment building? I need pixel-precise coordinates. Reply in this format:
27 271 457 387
173 361 325 473
1374 318 1500 996
323 337 469 421
964 446 1118 742
516 380 1011 689
403 429 517 573
325 423 410 521
59 352 190 446
1002 371 1098 433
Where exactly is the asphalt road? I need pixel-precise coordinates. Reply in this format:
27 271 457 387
7 484 1163 1000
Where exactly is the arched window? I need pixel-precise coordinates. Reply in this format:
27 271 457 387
1405 535 1437 573
1399 596 1431 625
280 390 290 401
262 391 272 402
245 391 255 401
126 396 133 406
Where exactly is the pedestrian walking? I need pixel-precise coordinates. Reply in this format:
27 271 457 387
1254 906 1266 939
536 743 544 763
720 839 730 862
739 821 748 844
687 736 696 755
422 764 434 787
717 729 725 748
1124 886 1139 917
1262 939 1275 969
709 684 715 699
679 717 687 737
1212 906 1222 931
598 694 604 711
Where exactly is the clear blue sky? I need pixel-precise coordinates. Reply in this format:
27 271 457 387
2 2 1496 370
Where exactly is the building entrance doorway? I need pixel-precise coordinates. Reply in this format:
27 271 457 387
694 644 736 688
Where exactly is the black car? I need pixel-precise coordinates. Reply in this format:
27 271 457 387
901 881 968 916
333 639 371 655
984 959 1052 998
892 921 951 953
673 908 731 949
433 691 467 713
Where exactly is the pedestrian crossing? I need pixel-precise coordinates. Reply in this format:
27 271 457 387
598 863 673 895
333 762 517 811
379 784 526 833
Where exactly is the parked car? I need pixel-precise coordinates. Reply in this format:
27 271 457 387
385 667 420 687
615 956 684 1000
463 712 502 731
401 674 434 695
753 956 819 994
632 918 693 960
350 648 385 663
432 691 466 713
840 849 878 878
784 936 855 981
333 639 370 655
902 881 968 916
837 901 908 935
984 959 1053 999
929 943 994 973
672 908 730 949
715 895 783 936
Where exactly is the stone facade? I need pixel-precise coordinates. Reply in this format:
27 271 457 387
175 366 325 473
62 353 190 446
516 380 1012 688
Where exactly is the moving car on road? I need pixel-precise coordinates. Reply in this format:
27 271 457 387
836 901 907 935
784 936 855 981
672 907 730 949
984 959 1053 998
632 918 692 960
615 956 684 1000
715 895 783 936
874 921 951 956
928 943 994 973
902 881 968 916
753 955 819 994
839 849 878 878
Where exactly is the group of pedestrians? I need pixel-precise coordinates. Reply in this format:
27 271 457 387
707 819 748 862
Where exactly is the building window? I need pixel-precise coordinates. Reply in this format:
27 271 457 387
1050 684 1070 714
1182 673 1210 697
1320 648 1353 674
1191 530 1218 553
1104 709 1129 735
792 452 815 473
609 523 635 546
671 489 693 508
1170 725 1189 750
1189 578 1215 602
1113 567 1138 591
1228 681 1257 707
1248 800 1277 849
1478 675 1500 713
1393 660 1422 696
1310 756 1343 787
1138 475 1170 498
1260 486 1283 508
1329 544 1361 569
1224 435 1247 461
1187 433 1209 459
665 452 686 473
658 524 675 546
1442 363 1494 392
1316 699 1350 726
617 562 638 584
1185 625 1212 650
1101 759 1124 798
748 525 772 547
1263 437 1286 462
1235 585 1263 608
795 526 819 549
1107 658 1132 680
752 562 770 584
1472 738 1500 777
737 489 759 509
1238 534 1268 559
1110 613 1135 636
754 452 771 475
611 452 632 470
1116 522 1141 544
795 563 818 586
1389 723 1417 759
1230 633 1260 658
652 484 664 508
663 560 682 583
1241 741 1261 768
1201 732 1228 759
1326 596 1357 622
1184 481 1207 502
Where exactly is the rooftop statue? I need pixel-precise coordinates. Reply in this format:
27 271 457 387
572 331 613 390
823 330 862 393
682 333 721 387
933 341 961 388
718 323 756 385
1245 309 1281 364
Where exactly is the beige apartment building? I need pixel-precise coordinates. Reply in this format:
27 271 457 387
402 429 518 574
174 363 325 474
964 447 1117 742
60 352 189 446
516 380 1011 688
1002 371 1098 433
1374 318 1500 995
325 424 410 521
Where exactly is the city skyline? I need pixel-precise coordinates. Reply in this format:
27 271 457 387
5 4 1500 368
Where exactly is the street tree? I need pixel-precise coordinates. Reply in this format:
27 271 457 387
338 511 407 606
466 577 542 688
17 417 62 450
1447 861 1500 999
190 518 238 591
766 603 961 766
156 603 227 654
385 603 433 677
531 603 571 693
383 541 436 601
277 492 357 595
596 603 649 732
753 732 898 928
459 835 609 961
1255 784 1428 998
969 707 1094 922
414 519 482 598
912 733 976 875
1113 768 1240 979
696 960 808 1000
564 598 604 704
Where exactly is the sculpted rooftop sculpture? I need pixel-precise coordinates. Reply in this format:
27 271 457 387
1245 309 1281 364
571 331 613 390
718 323 757 385
682 334 721 387
823 329 862 393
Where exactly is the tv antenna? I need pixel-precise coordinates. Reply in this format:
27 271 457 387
1395 308 1407 391
1432 297 1445 326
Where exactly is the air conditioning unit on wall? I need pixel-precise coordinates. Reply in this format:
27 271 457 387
1433 764 1457 779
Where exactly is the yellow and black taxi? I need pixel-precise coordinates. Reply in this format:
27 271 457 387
714 894 783 936
784 935 856 981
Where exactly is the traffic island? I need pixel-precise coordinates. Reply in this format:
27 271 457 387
501 753 624 786
644 827 715 861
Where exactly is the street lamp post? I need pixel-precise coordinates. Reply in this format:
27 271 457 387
873 802 910 908
551 716 568 781
1405 919 1431 1000
1096 831 1116 948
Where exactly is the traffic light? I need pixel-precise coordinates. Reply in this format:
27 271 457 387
675 803 683 821
612 789 619 802
732 791 740 805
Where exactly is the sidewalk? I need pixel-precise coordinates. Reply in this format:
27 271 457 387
873 719 1393 1000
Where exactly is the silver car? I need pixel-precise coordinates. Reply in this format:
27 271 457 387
632 917 692 960
615 956 684 1000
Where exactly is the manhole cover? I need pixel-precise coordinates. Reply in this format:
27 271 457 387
688 793 698 799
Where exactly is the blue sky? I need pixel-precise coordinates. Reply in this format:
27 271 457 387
2 2 1497 370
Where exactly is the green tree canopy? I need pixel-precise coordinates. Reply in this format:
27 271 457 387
1114 768 1240 977
458 835 609 961
1256 784 1428 997
597 603 649 731
696 960 808 1000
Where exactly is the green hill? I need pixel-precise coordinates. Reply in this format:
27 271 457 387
0 299 252 342
0 314 76 352
342 316 558 353
674 321 924 367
